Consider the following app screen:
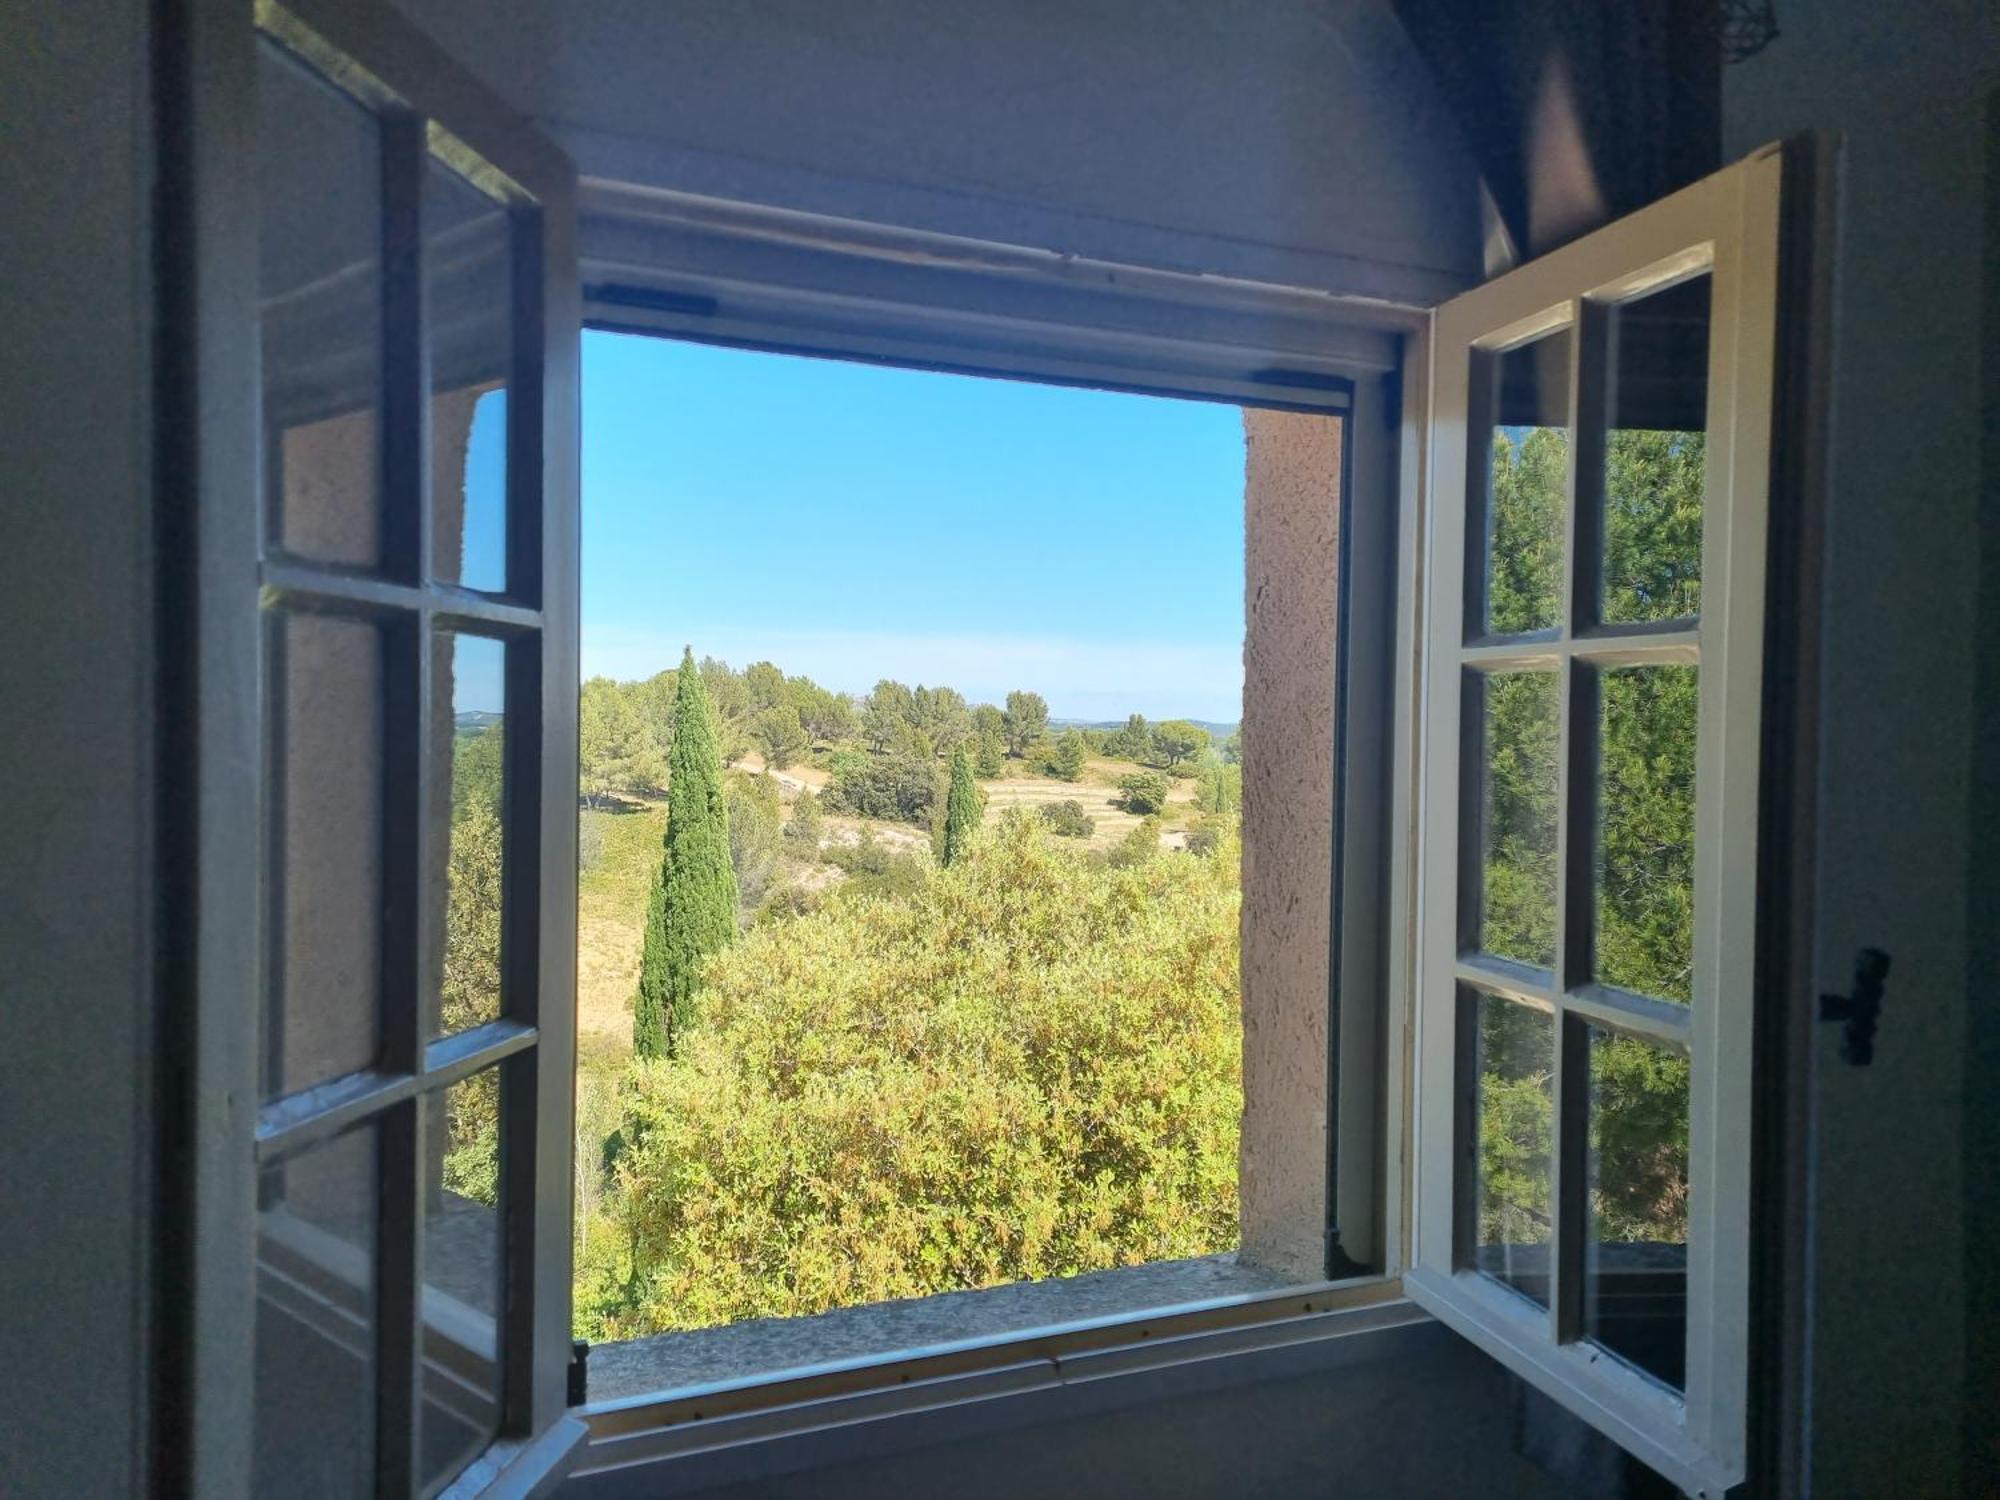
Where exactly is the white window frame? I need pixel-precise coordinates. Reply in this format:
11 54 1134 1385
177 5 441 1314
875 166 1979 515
1401 148 1787 1498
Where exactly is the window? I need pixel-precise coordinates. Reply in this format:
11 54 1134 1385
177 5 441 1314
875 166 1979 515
1404 151 1785 1496
171 2 583 1493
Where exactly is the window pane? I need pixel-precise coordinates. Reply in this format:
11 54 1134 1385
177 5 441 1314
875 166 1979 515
270 611 383 1097
254 1123 377 1498
257 40 383 569
1476 329 1571 636
1602 276 1709 624
1585 1027 1689 1388
1472 993 1553 1305
427 160 513 593
1596 665 1698 1003
1477 670 1561 971
434 633 507 1038
421 1070 504 1493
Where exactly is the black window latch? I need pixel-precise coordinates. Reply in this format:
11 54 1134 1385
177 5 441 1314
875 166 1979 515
1819 948 1890 1066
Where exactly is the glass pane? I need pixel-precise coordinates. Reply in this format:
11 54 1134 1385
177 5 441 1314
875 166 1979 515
1477 670 1560 971
253 1123 377 1498
1596 665 1698 1003
270 611 383 1097
1472 993 1553 1305
427 159 513 592
257 40 383 569
435 633 507 1038
1602 276 1709 624
1585 1026 1690 1388
1477 328 1571 636
421 1070 505 1494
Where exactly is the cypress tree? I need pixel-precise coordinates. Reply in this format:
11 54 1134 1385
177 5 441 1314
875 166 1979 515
635 647 738 1059
938 745 981 868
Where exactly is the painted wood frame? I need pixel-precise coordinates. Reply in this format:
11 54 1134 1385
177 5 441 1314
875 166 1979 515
1404 146 1786 1499
158 0 582 1492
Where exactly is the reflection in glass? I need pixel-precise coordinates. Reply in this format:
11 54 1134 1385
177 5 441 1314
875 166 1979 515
253 1123 377 1497
421 1071 504 1493
1479 670 1561 971
1597 666 1698 1003
1478 329 1572 636
1603 276 1710 623
435 633 507 1038
270 611 383 1097
427 159 513 592
1473 994 1554 1305
1585 1026 1690 1388
257 39 383 569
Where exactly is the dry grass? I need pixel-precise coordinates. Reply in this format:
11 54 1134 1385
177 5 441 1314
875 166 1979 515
979 756 1193 849
576 799 665 1063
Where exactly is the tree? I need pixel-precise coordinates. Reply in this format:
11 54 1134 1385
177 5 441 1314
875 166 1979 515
862 680 916 753
937 746 981 867
1002 690 1049 757
1051 729 1088 782
726 771 783 920
1039 799 1093 839
784 787 824 857
1109 713 1150 761
1151 719 1210 769
635 648 739 1059
1220 728 1242 766
974 730 1006 779
823 752 939 824
743 660 788 713
751 702 809 770
579 676 663 805
1194 755 1240 816
791 680 855 746
916 685 972 757
1117 771 1171 815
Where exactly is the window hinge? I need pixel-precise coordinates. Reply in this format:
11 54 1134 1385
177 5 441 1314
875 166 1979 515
568 1339 590 1407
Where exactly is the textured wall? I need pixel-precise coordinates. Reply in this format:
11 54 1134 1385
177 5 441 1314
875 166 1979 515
1238 409 1342 1280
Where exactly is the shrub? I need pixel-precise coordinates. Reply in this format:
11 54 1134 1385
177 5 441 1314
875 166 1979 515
1117 771 1172 815
582 817 1241 1336
1107 816 1162 867
783 787 824 857
823 752 940 825
1039 799 1094 839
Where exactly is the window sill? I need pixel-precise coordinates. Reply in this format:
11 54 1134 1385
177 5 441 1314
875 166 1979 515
574 1265 1412 1484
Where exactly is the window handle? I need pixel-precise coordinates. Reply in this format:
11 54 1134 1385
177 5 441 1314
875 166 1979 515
1819 948 1891 1066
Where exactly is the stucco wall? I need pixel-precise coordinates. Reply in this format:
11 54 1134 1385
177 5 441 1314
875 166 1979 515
1237 408 1343 1280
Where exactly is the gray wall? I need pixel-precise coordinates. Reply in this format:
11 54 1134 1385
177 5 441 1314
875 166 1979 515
390 0 1483 304
1724 8 1999 1496
0 1 156 1495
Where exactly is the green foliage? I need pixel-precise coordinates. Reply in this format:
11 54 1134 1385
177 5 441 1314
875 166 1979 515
580 676 664 805
1480 671 1560 969
635 650 738 1059
1107 816 1162 868
726 772 783 920
1604 431 1703 623
751 702 809 770
784 787 824 858
820 830 928 902
1116 771 1172 815
580 817 1240 1336
937 746 982 868
1050 729 1088 782
1038 799 1094 839
1597 665 1697 1002
1108 713 1150 761
441 797 503 1204
1193 756 1241 816
862 680 917 754
1002 690 1049 757
823 752 939 825
1486 428 1566 634
1150 719 1210 769
973 729 1007 779
1219 728 1242 766
743 660 787 712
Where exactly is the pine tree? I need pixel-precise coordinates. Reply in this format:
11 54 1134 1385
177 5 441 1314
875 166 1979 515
635 647 739 1059
938 745 981 868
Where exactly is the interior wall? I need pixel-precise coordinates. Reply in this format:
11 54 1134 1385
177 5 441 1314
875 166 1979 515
1722 8 2000 1495
388 0 1483 305
0 2 155 1495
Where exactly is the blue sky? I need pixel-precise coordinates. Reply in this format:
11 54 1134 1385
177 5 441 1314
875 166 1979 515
544 332 1244 723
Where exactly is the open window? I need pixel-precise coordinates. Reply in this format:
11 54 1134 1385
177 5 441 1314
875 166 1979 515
1403 149 1785 1496
166 0 581 1493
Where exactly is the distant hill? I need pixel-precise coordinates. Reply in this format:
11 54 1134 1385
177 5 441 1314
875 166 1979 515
1052 717 1238 740
455 709 503 737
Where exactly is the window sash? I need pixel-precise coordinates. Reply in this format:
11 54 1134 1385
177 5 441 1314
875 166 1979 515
1406 147 1785 1498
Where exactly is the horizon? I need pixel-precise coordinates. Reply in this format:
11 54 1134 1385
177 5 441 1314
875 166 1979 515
572 332 1247 723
